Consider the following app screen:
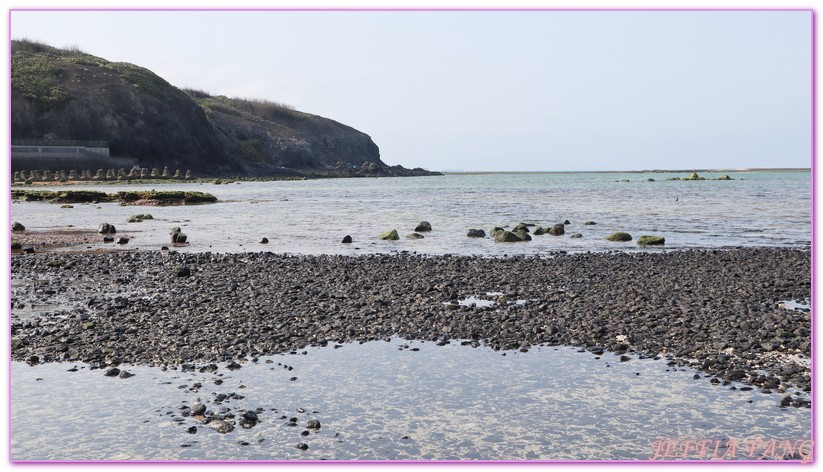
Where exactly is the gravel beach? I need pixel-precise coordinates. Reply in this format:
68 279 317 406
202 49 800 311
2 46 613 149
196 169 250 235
10 248 811 397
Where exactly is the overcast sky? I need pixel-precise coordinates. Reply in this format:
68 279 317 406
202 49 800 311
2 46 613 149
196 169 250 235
10 9 813 172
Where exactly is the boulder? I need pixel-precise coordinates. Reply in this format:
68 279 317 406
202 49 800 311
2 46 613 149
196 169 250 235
341 235 353 243
260 237 269 244
491 227 506 238
467 229 486 238
306 419 321 429
98 223 116 234
173 233 188 243
606 232 632 242
716 175 733 181
103 236 115 243
514 229 532 241
414 221 432 232
570 233 583 239
12 222 25 232
116 237 129 245
532 226 546 235
406 233 424 239
548 224 565 236
637 235 665 246
513 223 530 233
379 229 399 240
494 230 522 243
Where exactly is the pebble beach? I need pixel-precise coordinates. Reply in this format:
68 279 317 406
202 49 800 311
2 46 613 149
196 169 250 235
11 247 811 398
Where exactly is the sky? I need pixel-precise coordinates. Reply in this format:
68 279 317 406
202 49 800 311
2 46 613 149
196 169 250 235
8 7 814 172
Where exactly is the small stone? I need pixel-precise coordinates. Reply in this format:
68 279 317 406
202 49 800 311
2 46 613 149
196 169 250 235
176 266 191 277
119 370 135 379
191 403 207 416
116 237 129 245
104 368 121 377
296 443 309 450
406 233 424 239
187 426 197 434
260 238 269 244
306 419 321 430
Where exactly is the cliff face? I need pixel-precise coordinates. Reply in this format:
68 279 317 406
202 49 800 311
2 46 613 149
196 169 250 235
11 40 436 177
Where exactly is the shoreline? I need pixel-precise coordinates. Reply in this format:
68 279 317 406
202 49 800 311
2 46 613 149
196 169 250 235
10 247 811 405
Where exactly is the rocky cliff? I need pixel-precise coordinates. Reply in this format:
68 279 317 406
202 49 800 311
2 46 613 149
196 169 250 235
11 39 437 177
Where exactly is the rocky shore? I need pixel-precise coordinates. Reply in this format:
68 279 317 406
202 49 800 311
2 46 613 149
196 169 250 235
10 248 811 401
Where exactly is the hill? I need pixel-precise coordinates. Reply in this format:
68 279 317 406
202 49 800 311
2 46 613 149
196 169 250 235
11 39 437 178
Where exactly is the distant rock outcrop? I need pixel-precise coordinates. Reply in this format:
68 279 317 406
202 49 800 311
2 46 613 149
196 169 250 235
11 39 439 178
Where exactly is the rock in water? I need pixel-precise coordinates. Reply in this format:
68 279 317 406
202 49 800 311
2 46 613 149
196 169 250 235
12 222 25 231
606 232 632 242
341 235 353 243
104 368 121 377
260 237 269 244
467 229 486 238
117 237 129 245
209 420 235 434
414 221 432 232
548 224 565 236
494 230 522 243
379 229 399 240
306 419 321 429
98 223 116 234
637 235 665 246
406 233 424 239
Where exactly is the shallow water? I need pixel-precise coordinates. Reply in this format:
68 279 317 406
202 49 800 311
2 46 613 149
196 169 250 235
11 339 811 461
10 171 811 255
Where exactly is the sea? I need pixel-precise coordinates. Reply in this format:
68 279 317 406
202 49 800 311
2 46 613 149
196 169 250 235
8 170 812 255
9 170 813 462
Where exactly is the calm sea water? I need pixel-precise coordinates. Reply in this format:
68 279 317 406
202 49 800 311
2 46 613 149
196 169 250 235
9 171 812 255
9 171 813 461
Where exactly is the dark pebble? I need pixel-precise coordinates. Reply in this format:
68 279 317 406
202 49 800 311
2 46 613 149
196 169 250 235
296 443 309 450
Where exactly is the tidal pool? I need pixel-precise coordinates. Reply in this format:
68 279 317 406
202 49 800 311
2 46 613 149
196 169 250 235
10 339 811 462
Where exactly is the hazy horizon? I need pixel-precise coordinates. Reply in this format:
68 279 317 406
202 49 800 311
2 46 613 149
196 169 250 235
10 9 813 173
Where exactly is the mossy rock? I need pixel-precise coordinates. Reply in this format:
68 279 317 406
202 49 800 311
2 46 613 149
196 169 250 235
606 232 633 242
532 226 546 235
494 230 523 243
379 229 399 240
11 338 24 350
637 235 666 246
11 241 22 250
716 175 733 181
47 259 62 267
406 233 424 239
